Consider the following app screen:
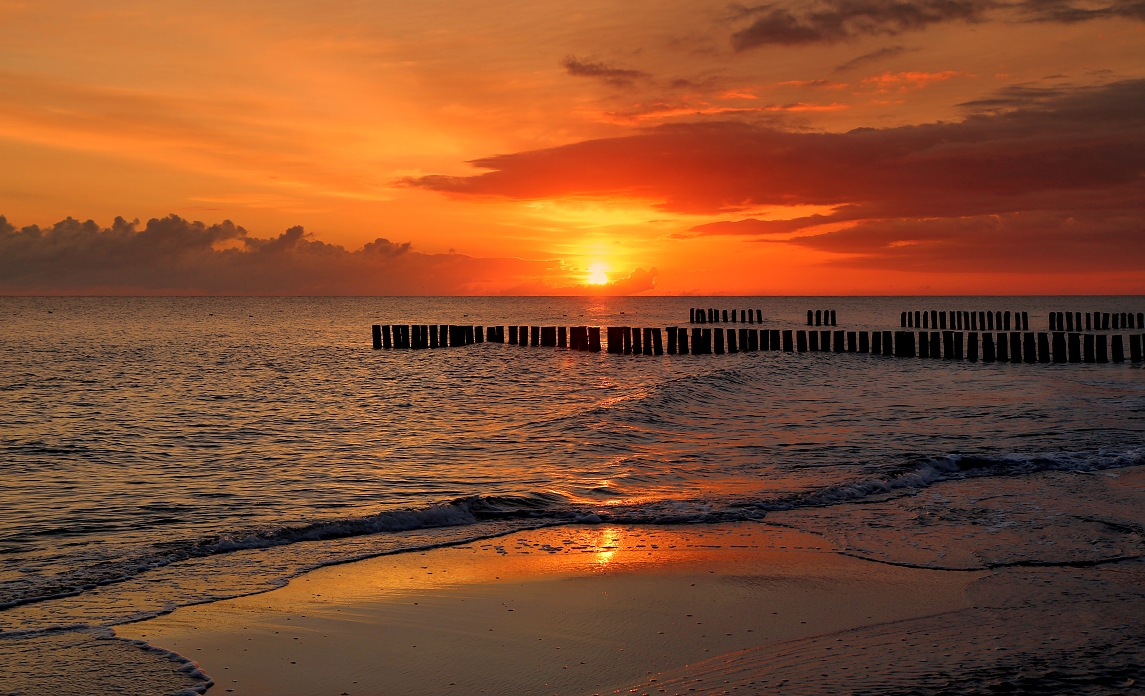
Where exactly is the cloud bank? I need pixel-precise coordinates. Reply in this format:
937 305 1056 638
0 215 656 295
407 79 1145 272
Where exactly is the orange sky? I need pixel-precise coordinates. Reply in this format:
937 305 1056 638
1 0 1143 294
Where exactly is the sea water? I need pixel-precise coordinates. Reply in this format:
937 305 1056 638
2 296 1144 692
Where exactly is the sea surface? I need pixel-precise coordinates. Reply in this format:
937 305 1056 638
2 296 1144 693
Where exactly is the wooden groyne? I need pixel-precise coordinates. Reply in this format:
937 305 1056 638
690 308 764 324
1048 311 1144 331
372 321 1144 364
900 309 1029 331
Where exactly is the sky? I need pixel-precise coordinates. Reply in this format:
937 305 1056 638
1 0 1143 295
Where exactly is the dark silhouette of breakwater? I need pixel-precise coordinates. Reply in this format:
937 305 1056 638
371 322 1145 363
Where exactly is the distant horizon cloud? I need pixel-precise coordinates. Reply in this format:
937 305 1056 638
0 215 658 296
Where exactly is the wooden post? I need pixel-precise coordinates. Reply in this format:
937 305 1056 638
754 329 764 351
588 327 601 352
748 310 754 324
1067 333 1080 363
690 308 695 324
796 330 808 352
832 330 843 353
1096 334 1108 363
732 309 737 323
701 328 712 354
932 332 942 358
678 328 689 354
968 332 979 362
1114 314 1121 330
882 330 893 356
809 330 820 351
1037 333 1050 363
381 325 392 349
558 326 567 348
713 328 724 354
983 332 996 362
1051 332 1066 362
901 311 907 327
1008 332 1020 363
859 331 870 353
1138 313 1144 329
667 327 677 354
940 312 947 330
475 326 484 343
691 328 702 355
1083 334 1095 363
739 328 749 351
872 331 882 355
769 329 780 350
1084 313 1091 331
1102 313 1110 330
812 310 819 326
1023 333 1036 363
847 331 857 352
1112 335 1125 363
996 332 1008 362
429 326 439 349
1131 334 1142 362
919 331 930 358
623 327 633 354
942 331 953 359
726 328 737 353
651 328 663 356
722 310 728 323
607 327 623 354
1021 312 1028 331
542 326 556 347
756 310 762 323
830 310 836 326
372 324 382 349
509 325 518 344
632 327 643 355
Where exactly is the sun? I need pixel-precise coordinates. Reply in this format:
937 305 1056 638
586 262 610 285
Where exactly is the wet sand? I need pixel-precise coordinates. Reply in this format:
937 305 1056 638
116 524 976 696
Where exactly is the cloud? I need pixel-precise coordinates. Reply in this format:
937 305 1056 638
561 56 651 88
408 79 1145 273
834 45 912 72
730 0 987 50
728 0 1145 50
0 214 567 295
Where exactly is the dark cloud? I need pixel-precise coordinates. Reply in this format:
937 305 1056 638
0 214 565 295
729 0 1144 50
834 45 912 71
407 79 1145 273
561 56 650 88
730 0 987 49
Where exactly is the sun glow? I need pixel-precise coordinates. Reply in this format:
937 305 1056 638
587 263 609 285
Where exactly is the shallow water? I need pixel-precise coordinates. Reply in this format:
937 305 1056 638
2 296 1144 692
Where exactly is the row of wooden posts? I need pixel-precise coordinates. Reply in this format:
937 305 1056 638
902 310 1030 332
806 310 837 327
690 308 764 324
1049 311 1144 332
371 324 1145 363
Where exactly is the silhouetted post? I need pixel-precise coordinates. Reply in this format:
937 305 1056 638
651 328 663 355
738 328 749 351
633 327 644 355
968 332 979 361
996 332 1008 362
903 331 916 357
702 328 713 354
1096 334 1108 363
1067 333 1080 362
411 325 423 350
691 328 702 355
881 330 892 355
781 330 793 351
859 331 870 353
748 310 754 324
1051 332 1066 362
829 330 841 353
509 326 518 344
1008 332 1020 363
1084 334 1096 363
1112 335 1125 363
1023 333 1036 363
607 327 623 354
796 330 808 352
372 325 382 349
476 326 485 343
726 328 737 353
847 331 856 352
1021 312 1028 331
1131 334 1142 362
713 328 724 354
1037 333 1050 363
1084 313 1091 331
983 332 996 362
1114 314 1121 330
942 331 953 359
756 310 762 323
970 312 976 331
380 325 392 349
922 312 929 329
731 310 737 323
690 308 695 324
588 327 601 352
557 326 566 348
809 331 820 351
901 312 907 327
813 310 819 326
1102 313 1110 330
678 328 689 354
754 329 764 351
429 326 439 349
919 331 930 358
938 312 946 330
622 327 632 354
1138 313 1144 329
542 326 556 347
667 327 677 354
932 332 942 358
527 326 537 347
768 329 778 350
871 331 882 355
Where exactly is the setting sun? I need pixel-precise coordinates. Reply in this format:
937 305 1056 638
587 264 609 285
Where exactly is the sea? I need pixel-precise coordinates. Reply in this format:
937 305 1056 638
2 296 1144 694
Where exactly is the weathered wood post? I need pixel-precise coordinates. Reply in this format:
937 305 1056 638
372 324 382 349
528 326 538 347
769 329 780 350
1131 334 1142 362
1037 333 1050 363
667 326 677 354
809 330 820 351
942 330 953 359
607 327 623 354
475 326 484 343
782 330 793 352
1096 334 1108 363
871 331 881 355
509 325 518 344
1067 333 1080 363
1022 312 1029 331
690 308 695 324
796 330 808 352
632 327 643 355
919 331 930 358
847 331 857 352
381 325 392 349
558 326 567 347
727 328 738 353
939 312 947 330
542 326 556 347
589 327 601 352
756 310 762 323
747 310 754 324
831 310 837 326
430 326 439 349
1102 313 1110 330
678 328 689 354
932 332 942 358
1023 333 1036 363
713 328 724 354
623 326 633 354
1083 334 1096 363
859 331 870 353
996 332 1009 362
651 328 663 355
691 328 702 355
813 310 819 326
968 332 979 361
738 328 749 351
881 330 893 355
1112 335 1125 363
701 328 712 354
833 330 844 353
901 311 907 327
1051 332 1066 362
1067 312 1075 332
1009 332 1021 363
1138 313 1144 329
983 332 996 362
722 310 728 323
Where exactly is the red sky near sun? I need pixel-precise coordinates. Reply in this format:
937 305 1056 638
0 0 1143 295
